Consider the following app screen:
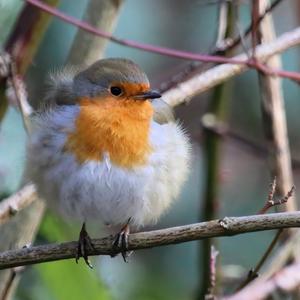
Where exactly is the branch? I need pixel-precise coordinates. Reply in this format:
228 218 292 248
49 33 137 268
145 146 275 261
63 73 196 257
0 1 124 298
1 4 299 248
67 0 123 66
1 26 299 230
199 2 235 298
205 245 219 300
159 0 284 92
0 3 59 299
200 122 300 169
163 26 300 107
24 0 244 64
224 262 300 300
259 183 295 215
262 230 300 278
240 1 299 290
220 0 283 52
1 212 300 270
0 0 59 127
0 184 37 225
24 0 300 84
237 178 295 288
256 0 296 212
6 61 32 133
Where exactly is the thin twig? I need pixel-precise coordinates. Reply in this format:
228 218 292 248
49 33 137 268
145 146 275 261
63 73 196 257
67 0 123 65
236 177 295 290
0 53 11 80
0 2 59 299
224 261 300 300
0 27 299 227
254 1 297 278
258 177 295 215
159 0 283 92
238 229 282 290
237 179 295 289
23 0 246 64
225 0 283 51
237 2 297 290
262 230 300 279
0 266 25 300
205 246 219 300
200 117 300 169
255 0 296 212
1 54 33 133
162 27 300 107
1 212 300 270
200 3 235 298
23 0 300 83
7 62 32 133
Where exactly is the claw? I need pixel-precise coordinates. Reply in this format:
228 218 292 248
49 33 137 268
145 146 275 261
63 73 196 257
112 218 132 262
76 222 95 268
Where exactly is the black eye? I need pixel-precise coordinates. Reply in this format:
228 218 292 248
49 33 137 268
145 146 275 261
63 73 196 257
110 86 123 96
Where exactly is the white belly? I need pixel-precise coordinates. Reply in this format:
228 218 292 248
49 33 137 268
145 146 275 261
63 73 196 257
26 106 190 227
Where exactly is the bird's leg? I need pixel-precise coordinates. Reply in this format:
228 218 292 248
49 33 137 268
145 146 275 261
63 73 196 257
76 222 95 268
113 218 133 262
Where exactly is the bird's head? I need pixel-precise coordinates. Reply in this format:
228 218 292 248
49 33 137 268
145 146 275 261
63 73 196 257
72 58 161 103
61 58 161 167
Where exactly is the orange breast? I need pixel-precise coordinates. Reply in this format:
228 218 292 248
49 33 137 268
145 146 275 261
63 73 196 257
64 97 153 168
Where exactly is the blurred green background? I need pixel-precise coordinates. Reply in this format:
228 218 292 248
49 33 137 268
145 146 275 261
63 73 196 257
0 0 300 299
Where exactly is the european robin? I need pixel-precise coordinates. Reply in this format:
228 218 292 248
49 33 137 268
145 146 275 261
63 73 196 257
25 58 190 265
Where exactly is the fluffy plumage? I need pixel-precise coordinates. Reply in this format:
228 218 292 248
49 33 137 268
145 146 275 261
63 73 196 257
65 97 153 168
25 58 191 228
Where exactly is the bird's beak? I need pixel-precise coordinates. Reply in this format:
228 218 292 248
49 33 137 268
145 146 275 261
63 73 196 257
134 90 162 100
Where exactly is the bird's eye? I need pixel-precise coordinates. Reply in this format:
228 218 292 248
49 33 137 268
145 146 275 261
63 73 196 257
110 86 123 96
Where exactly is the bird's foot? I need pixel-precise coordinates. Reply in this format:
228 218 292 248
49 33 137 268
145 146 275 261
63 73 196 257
112 218 133 262
76 222 95 268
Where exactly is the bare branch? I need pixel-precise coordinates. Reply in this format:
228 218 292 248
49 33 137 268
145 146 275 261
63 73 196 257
238 229 282 290
262 230 300 278
256 0 296 212
224 262 300 300
3 28 299 229
6 61 32 133
67 0 123 66
222 0 284 51
0 184 37 225
159 0 284 92
234 2 298 290
24 0 299 84
163 27 300 107
0 1 124 298
259 180 295 214
1 212 300 270
205 246 219 300
238 179 295 289
0 2 60 298
0 53 11 79
24 0 246 64
199 3 235 298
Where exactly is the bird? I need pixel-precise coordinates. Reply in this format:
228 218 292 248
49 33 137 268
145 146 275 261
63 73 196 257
25 58 191 266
